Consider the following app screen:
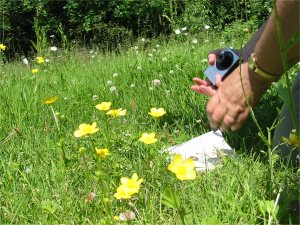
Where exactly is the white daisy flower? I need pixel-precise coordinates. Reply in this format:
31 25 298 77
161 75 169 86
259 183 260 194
152 79 161 87
204 25 210 30
174 29 181 34
50 46 58 51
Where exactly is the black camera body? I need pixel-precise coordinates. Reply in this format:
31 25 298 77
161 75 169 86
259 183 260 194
204 48 240 85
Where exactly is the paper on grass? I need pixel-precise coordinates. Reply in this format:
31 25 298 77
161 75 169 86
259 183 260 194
167 130 233 171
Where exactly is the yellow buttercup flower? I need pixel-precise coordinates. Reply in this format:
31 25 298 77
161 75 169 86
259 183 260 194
74 122 99 138
114 173 144 200
43 96 58 105
0 44 7 51
95 102 111 111
148 107 166 118
113 216 120 221
138 132 158 144
168 154 196 181
32 68 39 74
282 129 299 147
106 108 127 117
37 56 45 64
95 148 109 158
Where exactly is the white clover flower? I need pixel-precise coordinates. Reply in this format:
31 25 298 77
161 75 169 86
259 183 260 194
50 46 58 51
174 29 181 35
92 95 99 101
112 72 118 77
22 58 29 65
192 39 198 44
152 79 161 87
45 59 50 63
181 27 187 31
110 86 117 92
156 44 160 48
141 38 146 42
86 192 96 202
24 167 32 173
119 211 135 221
204 25 210 30
123 132 131 137
107 80 113 85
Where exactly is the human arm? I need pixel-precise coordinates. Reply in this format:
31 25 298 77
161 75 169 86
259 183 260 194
191 20 268 97
206 0 300 131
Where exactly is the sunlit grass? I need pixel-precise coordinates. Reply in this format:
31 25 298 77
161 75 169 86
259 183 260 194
0 35 298 224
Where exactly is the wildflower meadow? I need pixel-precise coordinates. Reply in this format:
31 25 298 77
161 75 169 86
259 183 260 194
1 20 299 225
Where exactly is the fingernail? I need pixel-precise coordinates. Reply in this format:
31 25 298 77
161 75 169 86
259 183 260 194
210 123 218 131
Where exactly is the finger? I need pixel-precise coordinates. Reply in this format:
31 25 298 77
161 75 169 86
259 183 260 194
205 78 213 86
192 77 210 86
206 95 226 129
191 85 217 96
210 104 228 128
215 74 223 88
219 114 236 132
208 54 217 65
230 109 250 131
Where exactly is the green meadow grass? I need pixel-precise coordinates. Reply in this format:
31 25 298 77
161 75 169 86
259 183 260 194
0 36 299 224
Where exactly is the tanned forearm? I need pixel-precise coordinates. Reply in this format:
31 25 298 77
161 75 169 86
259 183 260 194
255 0 300 76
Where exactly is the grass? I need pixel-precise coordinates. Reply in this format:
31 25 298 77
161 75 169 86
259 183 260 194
0 34 299 224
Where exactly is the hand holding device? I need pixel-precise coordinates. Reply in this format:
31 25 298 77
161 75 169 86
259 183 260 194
204 48 240 85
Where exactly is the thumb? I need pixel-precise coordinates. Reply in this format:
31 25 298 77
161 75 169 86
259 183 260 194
215 74 223 88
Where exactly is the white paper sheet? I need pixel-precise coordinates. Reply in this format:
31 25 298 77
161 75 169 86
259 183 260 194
166 130 234 171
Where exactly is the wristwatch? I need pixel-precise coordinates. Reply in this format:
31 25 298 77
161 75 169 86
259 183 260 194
248 53 281 82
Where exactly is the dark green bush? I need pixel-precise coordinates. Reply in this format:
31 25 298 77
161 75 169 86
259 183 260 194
0 0 272 58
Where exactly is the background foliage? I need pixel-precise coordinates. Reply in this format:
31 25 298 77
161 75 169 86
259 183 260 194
1 0 272 58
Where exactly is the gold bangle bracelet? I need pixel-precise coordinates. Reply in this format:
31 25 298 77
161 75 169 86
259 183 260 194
248 53 281 82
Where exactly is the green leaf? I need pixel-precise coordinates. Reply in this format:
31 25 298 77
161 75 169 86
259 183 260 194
161 188 181 209
273 82 288 104
161 198 176 209
41 200 58 214
285 31 300 52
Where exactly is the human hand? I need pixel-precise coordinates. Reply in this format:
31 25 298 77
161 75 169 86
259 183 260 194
206 62 272 131
191 53 222 96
